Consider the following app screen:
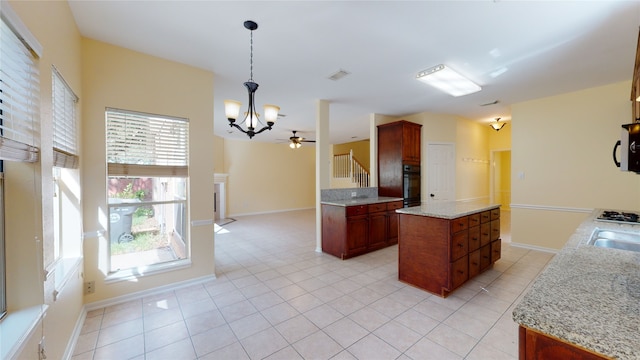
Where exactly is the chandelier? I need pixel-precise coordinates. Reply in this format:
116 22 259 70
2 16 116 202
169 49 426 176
224 20 280 139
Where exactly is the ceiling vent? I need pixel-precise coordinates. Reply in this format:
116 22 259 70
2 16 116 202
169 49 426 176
328 69 350 81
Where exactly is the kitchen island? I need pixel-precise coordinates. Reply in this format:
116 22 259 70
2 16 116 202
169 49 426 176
512 210 640 359
321 196 404 259
396 200 501 297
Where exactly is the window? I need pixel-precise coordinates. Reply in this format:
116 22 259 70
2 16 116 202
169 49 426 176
106 109 189 273
51 67 81 289
0 11 41 320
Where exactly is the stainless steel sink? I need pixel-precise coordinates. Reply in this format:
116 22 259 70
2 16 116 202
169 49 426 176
588 228 640 252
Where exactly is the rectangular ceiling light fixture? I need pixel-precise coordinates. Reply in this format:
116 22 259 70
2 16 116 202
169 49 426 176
416 64 481 97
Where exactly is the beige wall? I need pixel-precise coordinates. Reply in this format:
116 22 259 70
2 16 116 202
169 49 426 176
333 140 371 172
511 80 640 250
222 139 315 216
7 1 85 359
81 38 216 301
393 113 491 201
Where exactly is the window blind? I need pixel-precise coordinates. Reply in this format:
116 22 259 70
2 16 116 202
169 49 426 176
106 109 189 177
0 17 40 163
52 67 79 169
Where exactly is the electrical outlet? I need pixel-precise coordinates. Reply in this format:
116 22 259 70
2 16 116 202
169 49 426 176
38 337 46 360
351 191 357 198
84 281 95 294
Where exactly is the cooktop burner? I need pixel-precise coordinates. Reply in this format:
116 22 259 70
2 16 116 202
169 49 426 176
597 210 640 224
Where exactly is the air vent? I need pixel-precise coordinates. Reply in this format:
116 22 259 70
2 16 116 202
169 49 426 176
328 69 350 81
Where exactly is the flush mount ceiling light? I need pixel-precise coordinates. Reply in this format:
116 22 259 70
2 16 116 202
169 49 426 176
416 64 481 97
224 20 280 139
490 118 506 131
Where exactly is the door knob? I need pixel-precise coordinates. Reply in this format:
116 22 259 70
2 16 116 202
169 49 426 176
430 194 435 197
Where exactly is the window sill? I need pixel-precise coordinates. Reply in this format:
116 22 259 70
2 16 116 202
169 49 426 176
49 257 83 295
105 259 192 284
0 305 48 360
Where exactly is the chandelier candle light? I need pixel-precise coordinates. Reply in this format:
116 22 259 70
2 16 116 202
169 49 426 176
224 20 280 139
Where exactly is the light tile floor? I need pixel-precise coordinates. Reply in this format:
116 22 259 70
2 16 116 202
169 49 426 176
72 209 554 360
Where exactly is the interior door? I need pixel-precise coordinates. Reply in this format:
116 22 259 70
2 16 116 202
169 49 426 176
427 143 455 201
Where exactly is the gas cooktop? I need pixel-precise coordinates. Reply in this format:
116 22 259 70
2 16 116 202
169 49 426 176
596 210 640 224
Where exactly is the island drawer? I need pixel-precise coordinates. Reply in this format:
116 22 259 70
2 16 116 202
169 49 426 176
386 201 403 210
346 205 368 217
480 211 491 223
468 225 480 251
450 216 468 233
468 213 481 227
368 203 387 213
451 231 468 261
450 255 469 289
490 208 500 220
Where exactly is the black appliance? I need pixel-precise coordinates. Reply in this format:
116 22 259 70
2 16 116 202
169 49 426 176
596 210 640 224
613 123 640 173
403 164 421 207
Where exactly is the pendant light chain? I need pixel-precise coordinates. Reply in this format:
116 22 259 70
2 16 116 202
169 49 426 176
249 29 254 82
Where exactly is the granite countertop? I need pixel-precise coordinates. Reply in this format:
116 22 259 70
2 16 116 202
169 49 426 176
395 200 500 219
320 196 404 207
512 209 640 359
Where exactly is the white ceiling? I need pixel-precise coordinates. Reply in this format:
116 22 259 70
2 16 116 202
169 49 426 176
67 0 640 145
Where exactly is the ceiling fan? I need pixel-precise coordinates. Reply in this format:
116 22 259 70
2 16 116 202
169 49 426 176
287 130 315 149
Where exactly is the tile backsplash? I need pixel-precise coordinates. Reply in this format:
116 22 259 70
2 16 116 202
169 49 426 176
321 187 378 201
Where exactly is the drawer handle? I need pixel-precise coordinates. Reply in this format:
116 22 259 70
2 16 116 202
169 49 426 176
482 232 489 236
457 270 465 274
471 237 478 241
483 256 489 259
471 261 478 266
457 243 464 247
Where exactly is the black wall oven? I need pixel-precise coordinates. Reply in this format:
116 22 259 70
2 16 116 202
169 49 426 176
403 164 421 207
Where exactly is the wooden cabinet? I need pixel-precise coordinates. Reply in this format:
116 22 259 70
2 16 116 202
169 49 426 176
518 326 608 360
322 200 403 259
377 120 422 198
398 207 501 297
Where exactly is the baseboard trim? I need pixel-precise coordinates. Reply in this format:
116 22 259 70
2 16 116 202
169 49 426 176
510 241 560 254
229 206 315 218
84 274 217 312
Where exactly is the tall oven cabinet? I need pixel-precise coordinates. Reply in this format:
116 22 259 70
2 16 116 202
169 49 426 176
377 120 422 206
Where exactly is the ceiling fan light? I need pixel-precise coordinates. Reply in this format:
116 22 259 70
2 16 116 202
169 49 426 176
290 141 301 149
416 64 481 97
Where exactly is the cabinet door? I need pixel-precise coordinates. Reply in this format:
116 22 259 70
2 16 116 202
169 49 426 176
346 215 368 255
402 122 421 164
468 225 480 252
450 255 469 289
368 211 387 250
491 219 500 241
451 231 468 261
480 245 491 270
480 223 491 246
491 239 501 264
469 249 481 278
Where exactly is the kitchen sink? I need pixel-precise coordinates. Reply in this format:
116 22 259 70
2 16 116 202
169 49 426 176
588 228 640 253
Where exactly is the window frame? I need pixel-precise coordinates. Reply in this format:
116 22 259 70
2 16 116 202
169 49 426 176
105 108 190 277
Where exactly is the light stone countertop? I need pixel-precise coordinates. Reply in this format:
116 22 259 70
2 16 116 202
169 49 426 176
512 209 640 359
395 200 500 219
320 196 403 207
